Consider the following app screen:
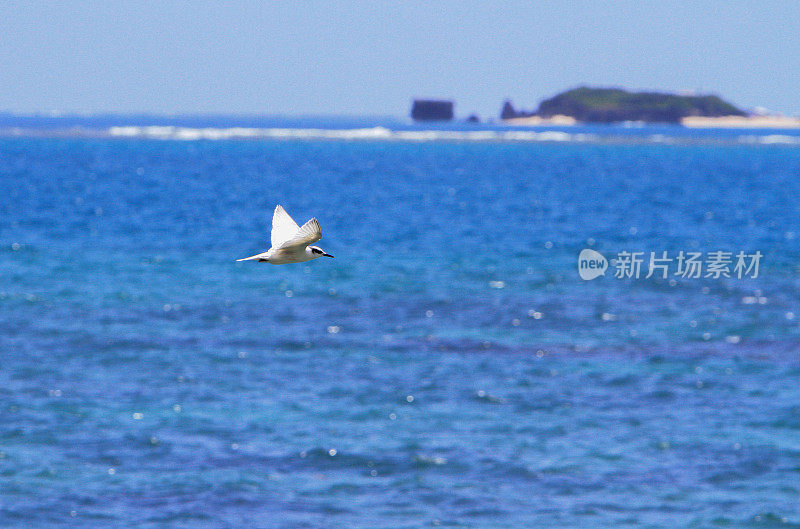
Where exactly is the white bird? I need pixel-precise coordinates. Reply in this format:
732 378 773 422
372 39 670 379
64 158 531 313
237 205 333 264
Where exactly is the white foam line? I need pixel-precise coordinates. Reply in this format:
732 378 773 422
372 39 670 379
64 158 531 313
738 134 800 145
106 126 800 146
107 125 592 143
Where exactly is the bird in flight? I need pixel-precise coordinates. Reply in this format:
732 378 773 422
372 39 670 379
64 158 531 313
237 205 333 264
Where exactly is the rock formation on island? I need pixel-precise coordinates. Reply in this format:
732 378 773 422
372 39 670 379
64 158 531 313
411 99 454 121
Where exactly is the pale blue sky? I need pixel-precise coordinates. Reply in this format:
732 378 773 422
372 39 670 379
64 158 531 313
1 1 798 118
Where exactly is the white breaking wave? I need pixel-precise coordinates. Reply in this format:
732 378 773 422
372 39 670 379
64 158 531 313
738 134 800 145
103 125 800 146
107 125 596 143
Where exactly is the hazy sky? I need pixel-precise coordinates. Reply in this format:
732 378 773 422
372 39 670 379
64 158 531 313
2 1 798 118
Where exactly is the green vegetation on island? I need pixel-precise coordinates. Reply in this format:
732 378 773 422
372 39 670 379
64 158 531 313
503 87 747 123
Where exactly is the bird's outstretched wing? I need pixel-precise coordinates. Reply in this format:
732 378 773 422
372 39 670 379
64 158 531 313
278 218 322 249
271 205 300 248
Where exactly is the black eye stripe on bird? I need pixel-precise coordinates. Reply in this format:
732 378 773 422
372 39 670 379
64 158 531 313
237 205 333 265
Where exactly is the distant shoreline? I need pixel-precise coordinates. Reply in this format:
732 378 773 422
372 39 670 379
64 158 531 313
501 114 577 126
681 115 800 129
501 114 800 129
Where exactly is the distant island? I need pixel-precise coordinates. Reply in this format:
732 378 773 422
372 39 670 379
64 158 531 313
501 87 800 127
502 87 745 124
407 88 800 128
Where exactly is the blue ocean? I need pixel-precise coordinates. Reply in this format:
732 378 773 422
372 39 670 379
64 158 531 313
2 116 800 528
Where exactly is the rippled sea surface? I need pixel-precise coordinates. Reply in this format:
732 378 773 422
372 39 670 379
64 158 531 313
2 118 800 528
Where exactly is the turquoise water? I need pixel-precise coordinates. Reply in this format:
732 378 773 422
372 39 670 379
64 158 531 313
2 120 800 527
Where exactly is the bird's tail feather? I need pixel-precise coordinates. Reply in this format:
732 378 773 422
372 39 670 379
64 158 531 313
237 253 267 261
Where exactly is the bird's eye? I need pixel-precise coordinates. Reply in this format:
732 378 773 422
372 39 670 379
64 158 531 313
312 248 321 254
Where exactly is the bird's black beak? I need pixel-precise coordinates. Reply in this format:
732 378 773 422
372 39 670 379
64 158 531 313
323 252 334 258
